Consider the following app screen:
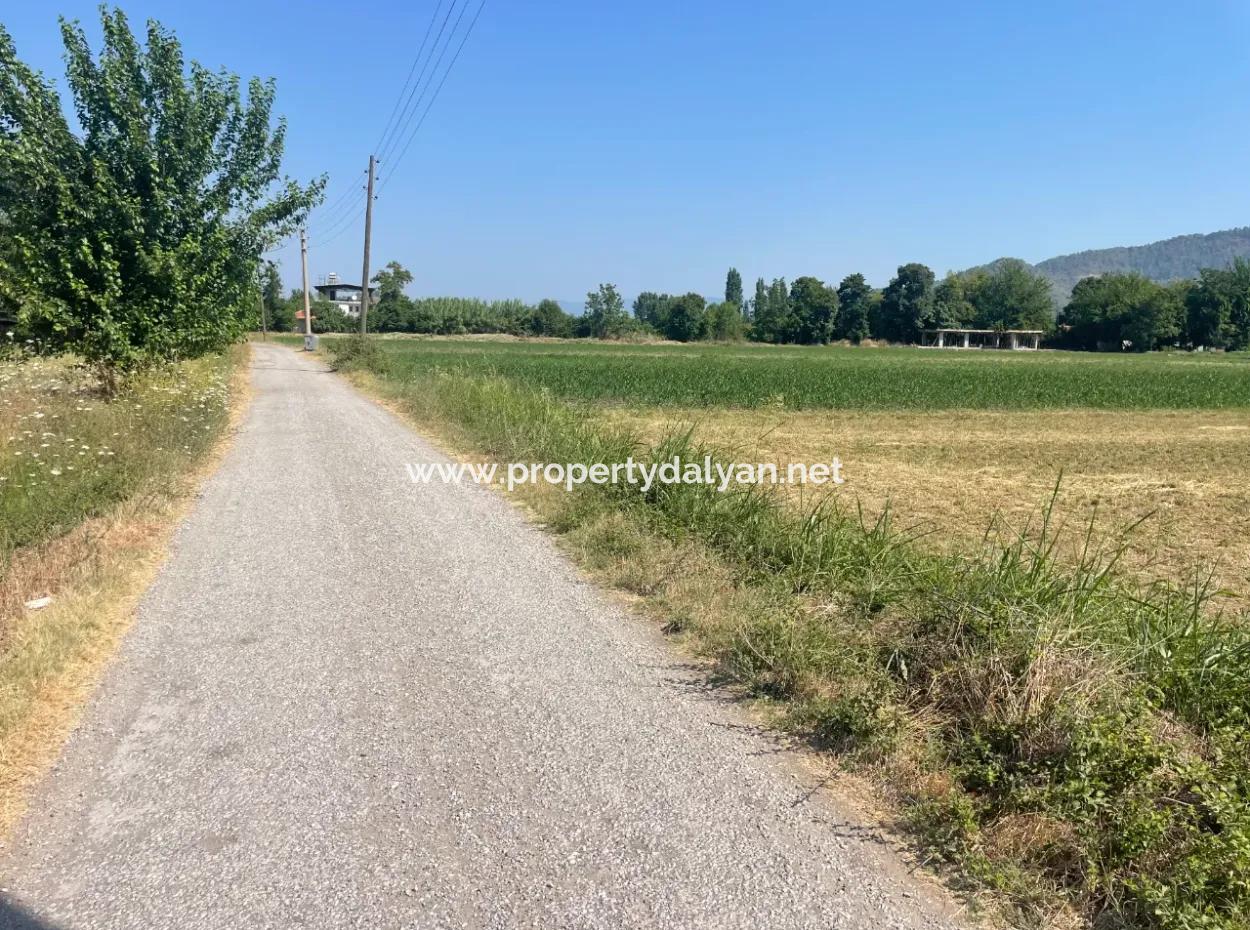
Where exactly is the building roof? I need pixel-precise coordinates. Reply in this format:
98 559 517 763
922 328 1045 335
314 282 376 295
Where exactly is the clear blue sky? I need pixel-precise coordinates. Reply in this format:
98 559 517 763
6 1 1250 303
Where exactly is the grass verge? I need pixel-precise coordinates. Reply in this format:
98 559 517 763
330 339 1250 930
0 346 248 834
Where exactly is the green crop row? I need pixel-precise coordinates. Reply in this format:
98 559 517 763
325 337 1250 410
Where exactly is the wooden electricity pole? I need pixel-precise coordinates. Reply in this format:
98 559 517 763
257 289 267 341
358 154 376 336
299 227 313 347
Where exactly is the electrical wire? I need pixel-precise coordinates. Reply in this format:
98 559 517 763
375 0 465 166
314 194 367 245
380 0 486 191
372 0 448 158
306 168 367 229
301 0 486 263
316 207 367 248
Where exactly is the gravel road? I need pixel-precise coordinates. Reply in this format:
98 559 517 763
0 344 966 929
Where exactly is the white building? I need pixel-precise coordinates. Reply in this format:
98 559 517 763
314 273 376 318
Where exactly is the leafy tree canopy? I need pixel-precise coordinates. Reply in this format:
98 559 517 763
530 299 572 337
633 291 674 332
969 258 1053 330
835 273 874 343
1185 258 1250 350
664 292 707 342
789 276 838 345
704 301 746 342
0 7 323 376
877 263 935 342
724 267 743 309
584 283 628 339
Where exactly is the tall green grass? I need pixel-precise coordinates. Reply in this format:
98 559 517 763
330 336 1250 410
339 338 1250 930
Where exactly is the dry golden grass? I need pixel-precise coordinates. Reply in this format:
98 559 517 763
0 347 250 836
603 407 1250 601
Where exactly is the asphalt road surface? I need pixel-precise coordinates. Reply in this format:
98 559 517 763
0 344 965 929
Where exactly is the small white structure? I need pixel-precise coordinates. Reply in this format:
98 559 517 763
921 328 1044 350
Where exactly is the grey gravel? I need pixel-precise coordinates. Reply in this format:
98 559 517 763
0 344 968 929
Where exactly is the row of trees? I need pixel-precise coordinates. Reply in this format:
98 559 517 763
1057 261 1250 351
659 257 1249 350
265 254 1250 351
0 9 322 378
261 261 582 338
744 259 1055 346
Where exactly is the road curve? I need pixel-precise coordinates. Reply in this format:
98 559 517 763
0 344 965 930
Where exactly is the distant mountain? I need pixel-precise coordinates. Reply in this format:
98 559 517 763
973 227 1250 307
1036 227 1250 303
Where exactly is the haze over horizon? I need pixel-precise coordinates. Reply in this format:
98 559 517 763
6 0 1249 301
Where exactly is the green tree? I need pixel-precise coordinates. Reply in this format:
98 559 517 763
789 276 838 344
530 299 572 337
931 272 976 328
835 273 873 343
584 283 628 339
371 261 414 332
1186 259 1250 349
307 295 351 333
724 267 743 310
751 277 792 343
1058 273 1187 351
768 278 790 333
259 261 294 332
703 301 746 341
633 292 673 333
664 292 707 342
1122 281 1185 350
0 8 324 379
878 263 935 342
970 259 1053 331
750 277 767 324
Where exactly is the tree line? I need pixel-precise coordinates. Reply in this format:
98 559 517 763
272 255 1250 352
731 258 1248 350
1056 260 1250 351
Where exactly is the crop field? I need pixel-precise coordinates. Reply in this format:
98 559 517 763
341 335 1250 596
362 336 1250 410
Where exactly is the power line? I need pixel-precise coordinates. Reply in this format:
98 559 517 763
299 1 486 275
317 210 365 249
372 0 448 157
380 0 486 191
376 0 467 167
307 168 368 228
307 2 460 249
314 197 367 246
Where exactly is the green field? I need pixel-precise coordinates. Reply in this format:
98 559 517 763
350 337 1250 410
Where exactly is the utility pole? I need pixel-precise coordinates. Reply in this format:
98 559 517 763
300 227 315 350
358 154 376 336
257 289 267 341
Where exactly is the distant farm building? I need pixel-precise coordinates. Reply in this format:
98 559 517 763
921 328 1044 350
314 272 376 318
